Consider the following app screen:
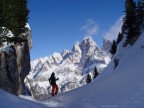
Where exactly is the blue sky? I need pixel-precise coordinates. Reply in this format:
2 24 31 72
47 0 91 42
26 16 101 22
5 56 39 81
28 0 124 60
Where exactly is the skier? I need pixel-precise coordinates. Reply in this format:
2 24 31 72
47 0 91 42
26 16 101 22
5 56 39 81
49 72 59 96
86 74 92 83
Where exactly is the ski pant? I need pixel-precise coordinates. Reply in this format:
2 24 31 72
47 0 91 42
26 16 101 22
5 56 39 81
52 84 58 96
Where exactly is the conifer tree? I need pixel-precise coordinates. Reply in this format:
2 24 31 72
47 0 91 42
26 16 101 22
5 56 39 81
86 74 92 83
136 0 144 28
0 0 29 45
110 40 117 55
116 32 123 44
93 67 99 79
123 0 139 46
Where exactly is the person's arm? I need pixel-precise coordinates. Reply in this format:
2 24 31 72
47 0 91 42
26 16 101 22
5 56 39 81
56 78 59 81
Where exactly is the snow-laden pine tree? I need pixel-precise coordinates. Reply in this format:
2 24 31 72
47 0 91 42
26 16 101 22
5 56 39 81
123 0 140 46
136 0 144 29
0 0 29 45
110 40 117 55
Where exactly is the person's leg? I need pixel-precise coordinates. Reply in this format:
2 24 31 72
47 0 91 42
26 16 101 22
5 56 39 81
52 86 55 96
55 85 58 95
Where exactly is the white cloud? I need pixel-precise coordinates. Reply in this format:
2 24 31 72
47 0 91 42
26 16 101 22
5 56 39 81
80 19 99 37
103 16 123 41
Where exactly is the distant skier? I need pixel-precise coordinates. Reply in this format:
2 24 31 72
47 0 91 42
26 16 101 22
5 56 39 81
49 72 59 96
86 74 92 83
114 58 119 70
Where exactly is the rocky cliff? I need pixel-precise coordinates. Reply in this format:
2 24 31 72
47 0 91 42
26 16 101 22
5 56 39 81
0 25 32 95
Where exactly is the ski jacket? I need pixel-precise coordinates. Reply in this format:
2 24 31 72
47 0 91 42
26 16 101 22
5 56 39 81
49 75 58 86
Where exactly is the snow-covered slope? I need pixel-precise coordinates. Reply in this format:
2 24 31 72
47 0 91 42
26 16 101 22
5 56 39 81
26 36 111 99
50 32 144 108
0 90 48 108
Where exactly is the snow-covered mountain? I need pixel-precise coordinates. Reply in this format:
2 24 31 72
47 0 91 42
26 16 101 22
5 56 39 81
2 32 144 108
26 36 111 99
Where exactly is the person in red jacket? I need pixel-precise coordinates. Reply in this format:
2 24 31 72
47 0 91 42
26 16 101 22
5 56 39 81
49 72 59 96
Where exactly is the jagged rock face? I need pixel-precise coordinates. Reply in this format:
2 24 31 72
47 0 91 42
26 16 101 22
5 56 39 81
81 37 97 57
102 39 112 52
80 37 97 67
0 26 31 95
0 46 19 95
17 27 32 95
52 53 63 65
27 36 111 99
61 50 70 59
17 40 31 95
71 42 82 63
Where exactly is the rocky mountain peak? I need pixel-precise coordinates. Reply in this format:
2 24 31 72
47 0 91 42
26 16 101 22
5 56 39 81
81 36 97 47
79 36 98 65
72 42 81 53
51 52 62 64
102 38 112 52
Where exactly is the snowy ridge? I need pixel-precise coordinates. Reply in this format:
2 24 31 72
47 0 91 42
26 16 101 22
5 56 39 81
26 37 111 98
